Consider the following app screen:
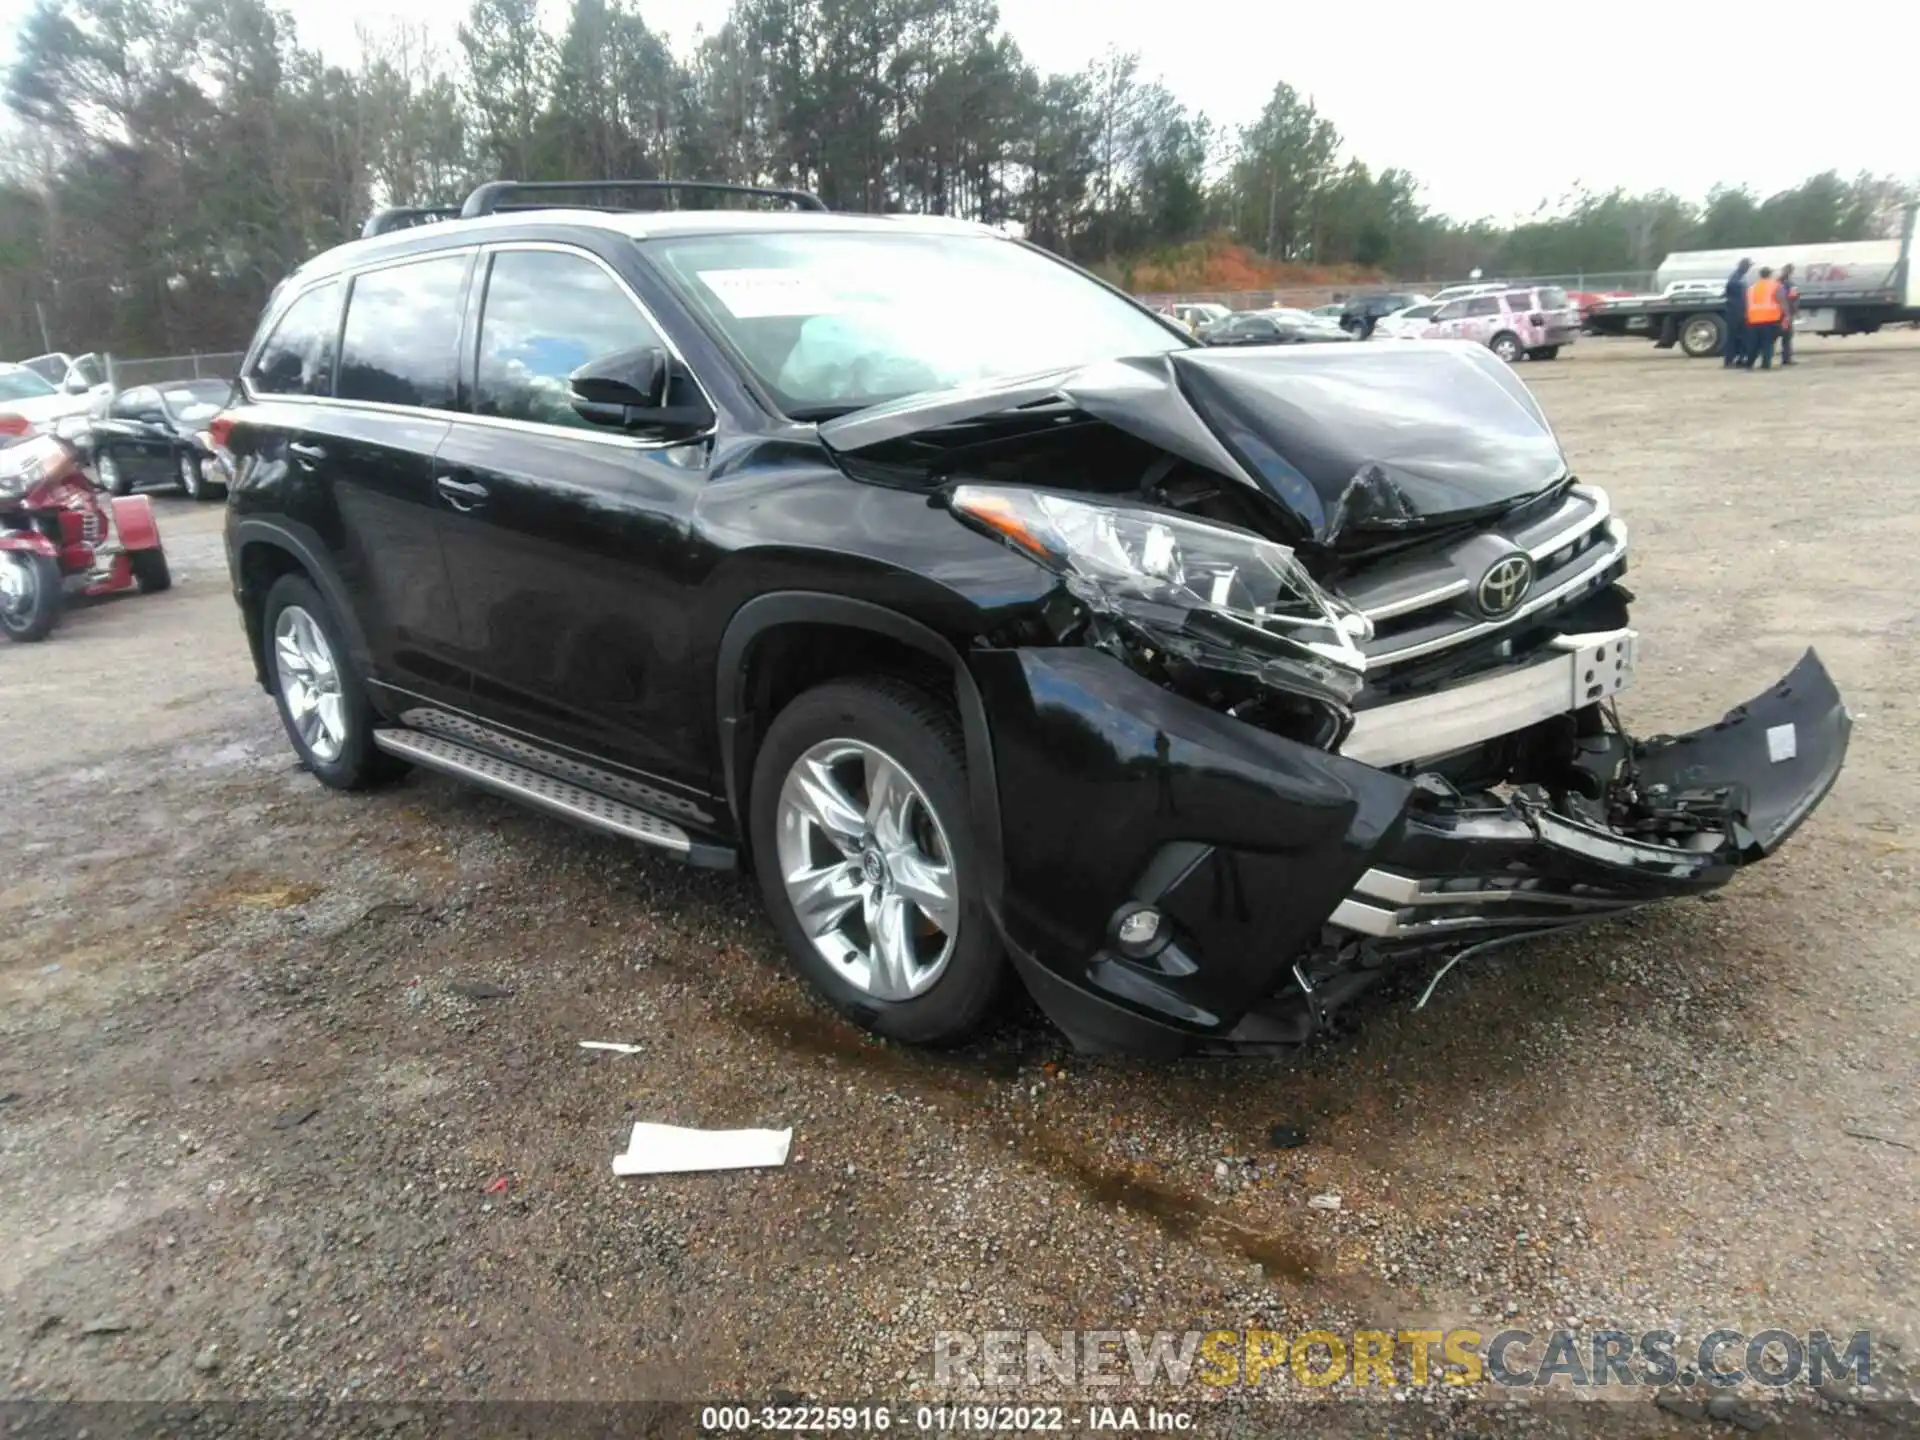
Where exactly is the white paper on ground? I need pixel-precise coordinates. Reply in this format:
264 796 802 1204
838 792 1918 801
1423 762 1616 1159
612 1122 792 1176
578 1041 643 1055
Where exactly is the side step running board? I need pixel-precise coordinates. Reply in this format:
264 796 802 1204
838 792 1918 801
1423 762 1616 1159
372 729 734 869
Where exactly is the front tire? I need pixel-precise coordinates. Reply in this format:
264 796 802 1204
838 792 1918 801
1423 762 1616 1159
177 450 206 500
130 547 171 593
0 552 62 642
750 677 1004 1046
261 573 406 790
97 451 130 496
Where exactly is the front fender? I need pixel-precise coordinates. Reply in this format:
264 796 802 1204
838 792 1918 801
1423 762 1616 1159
0 527 59 558
109 493 162 551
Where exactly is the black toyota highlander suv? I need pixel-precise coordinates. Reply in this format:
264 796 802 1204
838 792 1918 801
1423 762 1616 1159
221 179 1850 1056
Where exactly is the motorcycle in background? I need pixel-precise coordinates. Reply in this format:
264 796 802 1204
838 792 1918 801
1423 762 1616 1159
0 432 172 642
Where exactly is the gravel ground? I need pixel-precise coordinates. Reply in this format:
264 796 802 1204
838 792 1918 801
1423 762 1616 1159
3 334 1917 1437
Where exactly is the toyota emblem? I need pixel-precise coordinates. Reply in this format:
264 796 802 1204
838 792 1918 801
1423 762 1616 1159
1476 554 1534 618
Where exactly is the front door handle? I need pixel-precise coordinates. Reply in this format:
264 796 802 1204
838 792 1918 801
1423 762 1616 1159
287 440 327 465
435 473 489 511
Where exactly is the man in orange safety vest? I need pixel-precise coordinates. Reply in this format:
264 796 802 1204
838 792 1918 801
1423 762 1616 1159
1744 266 1784 370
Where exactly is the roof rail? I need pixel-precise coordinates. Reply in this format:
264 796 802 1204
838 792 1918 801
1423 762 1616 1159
458 179 828 219
361 205 465 239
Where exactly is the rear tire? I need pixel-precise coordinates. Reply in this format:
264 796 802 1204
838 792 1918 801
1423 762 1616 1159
0 552 62 642
261 573 407 790
130 547 171 593
1680 313 1725 359
1489 331 1523 362
750 676 1005 1047
1527 345 1561 360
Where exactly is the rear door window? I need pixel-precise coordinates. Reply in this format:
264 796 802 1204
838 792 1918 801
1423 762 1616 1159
1504 292 1535 312
337 255 470 409
247 281 342 397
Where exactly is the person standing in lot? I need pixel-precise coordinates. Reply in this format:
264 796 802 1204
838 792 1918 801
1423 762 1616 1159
1745 265 1784 370
1778 264 1800 365
1723 257 1752 367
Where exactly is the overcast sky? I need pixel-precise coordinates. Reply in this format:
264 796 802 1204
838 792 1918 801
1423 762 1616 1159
4 0 1915 221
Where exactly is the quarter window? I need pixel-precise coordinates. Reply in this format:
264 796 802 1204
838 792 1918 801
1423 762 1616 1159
248 281 341 396
337 256 469 409
474 249 665 431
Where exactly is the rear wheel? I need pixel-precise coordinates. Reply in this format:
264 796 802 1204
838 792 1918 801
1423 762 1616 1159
1489 331 1524 362
1528 345 1561 361
262 573 406 790
750 677 1004 1046
0 552 62 642
1680 313 1725 359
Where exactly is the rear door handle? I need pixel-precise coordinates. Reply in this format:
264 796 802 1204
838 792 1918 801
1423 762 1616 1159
435 473 489 511
287 440 326 465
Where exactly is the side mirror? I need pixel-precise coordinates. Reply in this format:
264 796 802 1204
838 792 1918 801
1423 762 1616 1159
568 346 713 434
63 374 91 395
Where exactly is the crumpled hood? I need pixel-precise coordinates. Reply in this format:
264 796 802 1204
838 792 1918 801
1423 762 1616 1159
819 341 1570 546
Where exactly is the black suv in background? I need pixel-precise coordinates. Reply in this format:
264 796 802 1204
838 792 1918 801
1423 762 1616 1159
1338 290 1427 338
222 180 1849 1056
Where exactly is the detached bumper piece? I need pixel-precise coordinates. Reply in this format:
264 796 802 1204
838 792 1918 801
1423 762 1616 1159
977 646 1848 1057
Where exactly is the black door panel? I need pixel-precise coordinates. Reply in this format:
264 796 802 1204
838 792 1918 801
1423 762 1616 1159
296 405 468 705
433 420 710 798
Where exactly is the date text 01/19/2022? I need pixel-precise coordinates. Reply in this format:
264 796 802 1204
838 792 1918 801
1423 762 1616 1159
698 1405 1195 1432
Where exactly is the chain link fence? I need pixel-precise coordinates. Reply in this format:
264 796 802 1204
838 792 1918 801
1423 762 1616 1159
1138 271 1659 312
105 351 248 391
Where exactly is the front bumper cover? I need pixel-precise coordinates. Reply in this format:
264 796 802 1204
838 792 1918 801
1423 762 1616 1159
975 646 1849 1056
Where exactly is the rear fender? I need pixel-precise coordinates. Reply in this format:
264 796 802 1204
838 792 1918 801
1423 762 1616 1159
0 527 59 559
109 494 162 551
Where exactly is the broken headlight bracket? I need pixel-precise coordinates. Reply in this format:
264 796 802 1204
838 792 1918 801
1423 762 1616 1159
946 484 1372 740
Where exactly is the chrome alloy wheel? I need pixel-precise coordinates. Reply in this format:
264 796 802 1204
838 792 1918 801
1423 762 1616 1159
774 738 959 1001
0 553 30 613
273 604 346 764
178 450 201 497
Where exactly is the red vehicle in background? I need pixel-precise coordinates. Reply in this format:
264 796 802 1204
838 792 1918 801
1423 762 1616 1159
1568 290 1636 330
0 431 172 641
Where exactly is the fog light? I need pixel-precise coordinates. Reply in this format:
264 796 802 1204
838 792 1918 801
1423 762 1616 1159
1113 905 1164 956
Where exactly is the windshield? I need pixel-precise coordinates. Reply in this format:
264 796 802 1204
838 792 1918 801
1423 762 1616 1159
645 230 1186 416
161 383 227 422
0 367 58 401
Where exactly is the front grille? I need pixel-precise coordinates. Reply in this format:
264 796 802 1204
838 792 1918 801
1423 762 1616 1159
1339 484 1628 683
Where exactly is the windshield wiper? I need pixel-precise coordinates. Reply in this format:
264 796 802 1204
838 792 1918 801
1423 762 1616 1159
787 403 869 422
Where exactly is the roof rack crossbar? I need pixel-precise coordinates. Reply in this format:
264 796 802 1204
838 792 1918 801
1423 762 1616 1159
458 179 828 219
361 205 465 239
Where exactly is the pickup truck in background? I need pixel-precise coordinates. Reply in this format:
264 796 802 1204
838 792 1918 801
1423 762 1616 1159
1583 204 1919 357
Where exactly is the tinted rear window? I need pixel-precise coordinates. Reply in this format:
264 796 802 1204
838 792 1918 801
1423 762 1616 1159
338 256 469 409
1538 286 1571 309
248 282 341 396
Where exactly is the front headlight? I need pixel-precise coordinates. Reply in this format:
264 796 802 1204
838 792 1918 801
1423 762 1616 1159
949 484 1370 710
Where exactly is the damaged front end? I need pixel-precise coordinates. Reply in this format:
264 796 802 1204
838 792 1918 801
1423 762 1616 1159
821 345 1852 1055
